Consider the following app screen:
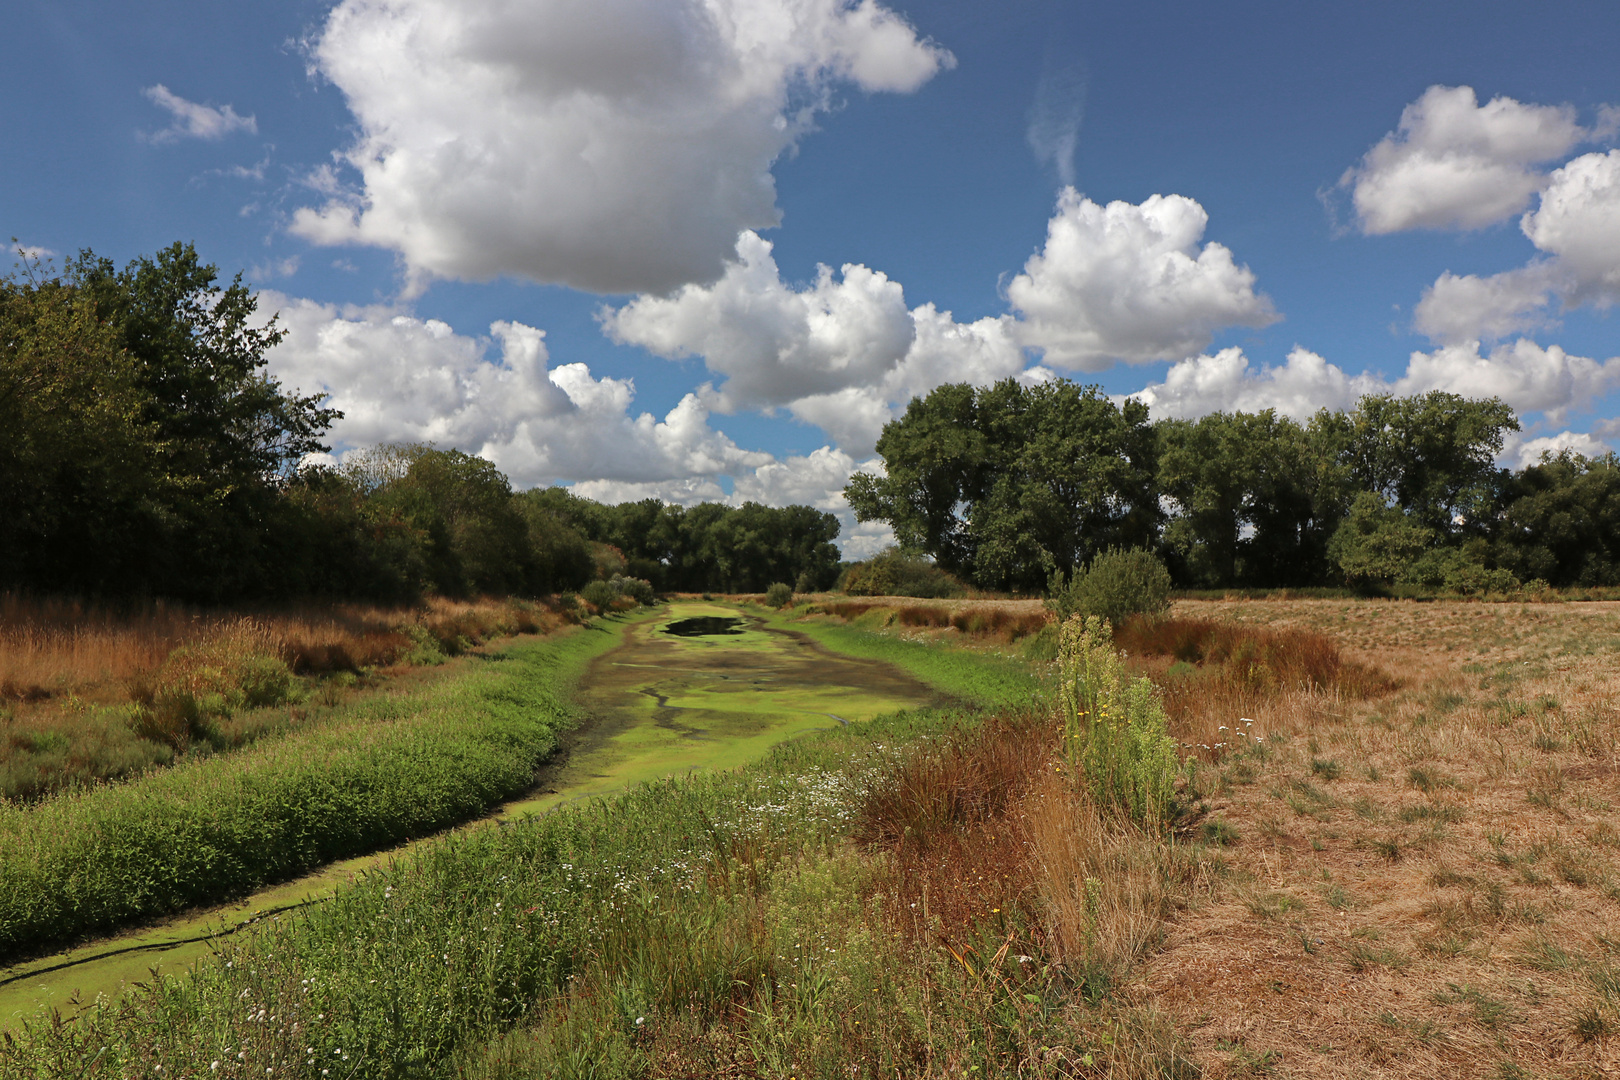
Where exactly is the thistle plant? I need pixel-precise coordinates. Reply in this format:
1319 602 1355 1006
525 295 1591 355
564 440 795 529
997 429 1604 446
1057 615 1180 827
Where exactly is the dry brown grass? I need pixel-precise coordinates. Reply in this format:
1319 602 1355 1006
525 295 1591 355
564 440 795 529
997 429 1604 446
0 593 576 801
811 596 1050 643
1132 598 1620 1079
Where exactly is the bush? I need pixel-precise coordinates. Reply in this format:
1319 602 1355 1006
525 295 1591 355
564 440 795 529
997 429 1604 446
1402 546 1520 595
580 580 618 611
610 574 657 606
1046 547 1171 626
1057 615 1179 826
763 582 793 608
838 549 966 598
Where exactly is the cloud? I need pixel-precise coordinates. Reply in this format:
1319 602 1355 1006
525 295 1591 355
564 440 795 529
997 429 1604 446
603 231 1029 455
291 0 952 295
1392 338 1620 424
602 230 915 411
1006 189 1278 370
1026 60 1086 186
1129 346 1383 421
1339 85 1586 234
260 292 772 488
1130 338 1619 427
142 84 257 143
1520 149 1620 307
1412 263 1558 344
1504 430 1614 469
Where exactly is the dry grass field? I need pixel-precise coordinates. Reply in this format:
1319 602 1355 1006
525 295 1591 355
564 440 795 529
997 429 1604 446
1133 598 1620 1079
806 594 1620 1077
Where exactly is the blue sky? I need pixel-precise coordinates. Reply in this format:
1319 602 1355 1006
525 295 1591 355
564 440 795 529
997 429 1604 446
8 0 1620 553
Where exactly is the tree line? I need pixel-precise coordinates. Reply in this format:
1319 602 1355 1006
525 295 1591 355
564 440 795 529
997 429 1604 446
846 379 1620 593
1 244 840 603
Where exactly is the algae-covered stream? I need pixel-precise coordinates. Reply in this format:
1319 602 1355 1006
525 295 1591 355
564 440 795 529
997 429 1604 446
0 601 948 1028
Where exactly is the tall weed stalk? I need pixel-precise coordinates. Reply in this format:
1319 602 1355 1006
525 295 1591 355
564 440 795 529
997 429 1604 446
1058 616 1179 827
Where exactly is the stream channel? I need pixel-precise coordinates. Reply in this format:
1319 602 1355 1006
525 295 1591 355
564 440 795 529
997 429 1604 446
0 601 949 1029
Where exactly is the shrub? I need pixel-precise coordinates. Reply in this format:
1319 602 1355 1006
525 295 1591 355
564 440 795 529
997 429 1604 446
126 621 295 752
609 574 657 606
1057 615 1179 826
839 549 966 598
580 580 618 612
1047 547 1171 626
763 581 793 608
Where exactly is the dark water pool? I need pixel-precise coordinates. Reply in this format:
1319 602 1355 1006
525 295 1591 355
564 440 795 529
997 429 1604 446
662 616 745 637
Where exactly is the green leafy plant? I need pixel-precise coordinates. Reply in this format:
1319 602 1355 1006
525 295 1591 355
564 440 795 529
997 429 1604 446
763 581 793 608
1047 547 1172 627
1057 615 1180 826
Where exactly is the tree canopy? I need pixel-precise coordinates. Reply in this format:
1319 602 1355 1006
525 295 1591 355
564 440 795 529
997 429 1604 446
847 378 1591 595
1 243 842 604
846 379 1157 591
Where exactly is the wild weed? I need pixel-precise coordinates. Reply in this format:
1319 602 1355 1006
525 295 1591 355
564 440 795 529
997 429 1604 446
1057 615 1179 827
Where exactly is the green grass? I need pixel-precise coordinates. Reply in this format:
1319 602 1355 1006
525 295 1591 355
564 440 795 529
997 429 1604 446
0 622 623 962
0 704 1022 1077
0 616 1075 1078
777 605 1044 708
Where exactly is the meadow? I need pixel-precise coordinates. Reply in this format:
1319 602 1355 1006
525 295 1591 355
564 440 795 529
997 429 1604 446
1 595 1616 1078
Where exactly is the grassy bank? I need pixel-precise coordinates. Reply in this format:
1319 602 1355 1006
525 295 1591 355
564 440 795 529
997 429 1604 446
0 618 626 962
1 594 580 802
2 701 1188 1079
0 617 1134 1078
768 603 1043 708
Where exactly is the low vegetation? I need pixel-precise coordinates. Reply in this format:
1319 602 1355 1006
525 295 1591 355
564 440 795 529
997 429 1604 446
3 596 1616 1080
0 593 576 802
0 623 622 961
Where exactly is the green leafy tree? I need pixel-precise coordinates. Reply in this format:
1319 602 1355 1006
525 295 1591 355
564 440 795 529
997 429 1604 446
1157 411 1323 586
1327 492 1435 585
847 378 1159 591
1493 451 1620 587
1335 392 1518 538
56 242 340 598
0 270 160 593
367 447 533 596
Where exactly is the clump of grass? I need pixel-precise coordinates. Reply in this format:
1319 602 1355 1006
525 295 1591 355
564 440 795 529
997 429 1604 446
1057 616 1181 826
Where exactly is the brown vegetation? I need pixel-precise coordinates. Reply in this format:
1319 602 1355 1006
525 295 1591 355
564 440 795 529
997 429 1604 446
1137 598 1620 1078
0 593 575 801
811 597 1050 642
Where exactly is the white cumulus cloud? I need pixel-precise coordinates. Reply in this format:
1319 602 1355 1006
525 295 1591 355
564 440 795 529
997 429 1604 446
1504 430 1615 469
1340 85 1587 234
1412 264 1558 344
143 84 257 143
601 230 915 411
260 292 771 488
1131 338 1619 429
1130 346 1384 421
1520 149 1620 307
1006 189 1278 370
603 232 1030 455
1393 338 1620 424
292 0 952 295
